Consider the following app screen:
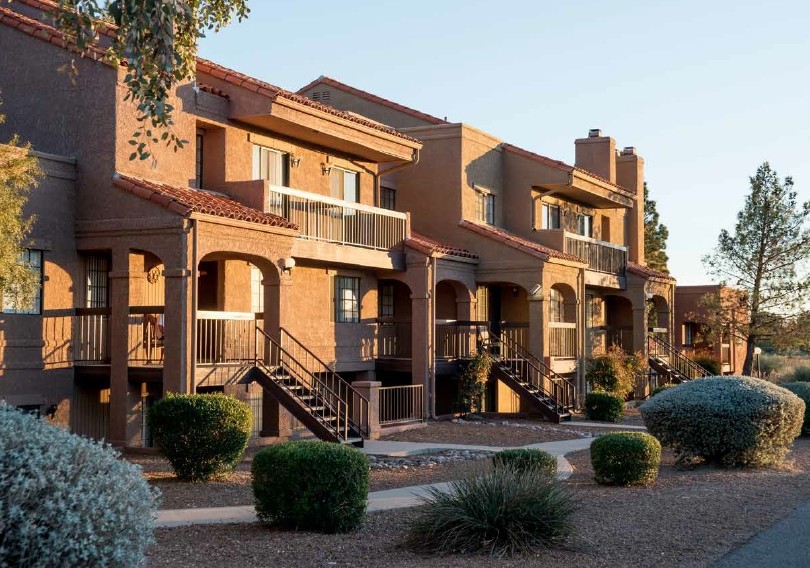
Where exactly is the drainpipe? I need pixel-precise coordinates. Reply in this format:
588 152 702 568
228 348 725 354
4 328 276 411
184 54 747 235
373 148 420 207
190 218 199 394
430 253 437 418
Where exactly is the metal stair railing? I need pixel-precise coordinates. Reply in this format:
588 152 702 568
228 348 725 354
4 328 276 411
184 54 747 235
647 334 711 380
255 326 369 440
476 325 577 412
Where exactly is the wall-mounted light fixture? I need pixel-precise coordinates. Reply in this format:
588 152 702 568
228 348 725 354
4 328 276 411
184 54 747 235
321 163 332 176
290 154 301 168
281 257 296 275
529 284 542 296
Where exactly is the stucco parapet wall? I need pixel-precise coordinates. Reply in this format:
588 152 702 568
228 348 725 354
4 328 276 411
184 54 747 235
0 144 77 179
400 123 503 147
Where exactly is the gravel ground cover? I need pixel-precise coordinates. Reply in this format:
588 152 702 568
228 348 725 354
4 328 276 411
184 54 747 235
147 438 810 568
381 418 590 446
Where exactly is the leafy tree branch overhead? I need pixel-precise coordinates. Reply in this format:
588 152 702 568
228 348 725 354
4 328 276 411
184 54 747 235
51 0 250 160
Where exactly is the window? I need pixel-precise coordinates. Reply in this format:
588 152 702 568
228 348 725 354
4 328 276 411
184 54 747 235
585 294 603 327
683 322 699 346
549 288 564 323
83 254 109 308
330 168 359 203
475 285 489 321
195 129 204 189
2 249 43 314
379 283 395 319
252 145 289 186
541 203 561 229
334 276 360 323
577 214 593 237
250 265 264 314
381 186 396 211
476 191 495 224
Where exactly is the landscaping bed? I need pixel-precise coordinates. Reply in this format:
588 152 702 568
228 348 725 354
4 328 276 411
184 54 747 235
380 418 589 446
147 438 810 567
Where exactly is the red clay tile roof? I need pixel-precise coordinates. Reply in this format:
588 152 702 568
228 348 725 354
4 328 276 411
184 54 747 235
627 262 675 281
297 76 449 126
0 2 109 61
113 173 297 230
459 220 586 264
406 232 478 260
1 2 419 145
197 83 230 99
501 143 636 198
196 59 420 144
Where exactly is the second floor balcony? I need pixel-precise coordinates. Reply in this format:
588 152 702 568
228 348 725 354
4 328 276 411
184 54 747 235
534 228 628 286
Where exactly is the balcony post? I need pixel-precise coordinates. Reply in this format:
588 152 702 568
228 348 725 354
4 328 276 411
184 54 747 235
162 268 193 394
528 294 545 361
107 250 133 447
633 305 647 355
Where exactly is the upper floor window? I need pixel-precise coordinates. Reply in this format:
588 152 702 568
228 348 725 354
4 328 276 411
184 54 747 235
549 288 564 323
83 254 109 308
541 203 561 229
330 168 359 203
476 190 495 225
381 186 396 211
2 249 43 315
250 265 264 314
576 213 593 238
379 283 395 319
334 276 360 323
195 129 205 189
252 145 289 186
683 322 699 346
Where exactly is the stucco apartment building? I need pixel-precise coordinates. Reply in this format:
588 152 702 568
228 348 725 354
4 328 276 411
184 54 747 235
0 1 705 449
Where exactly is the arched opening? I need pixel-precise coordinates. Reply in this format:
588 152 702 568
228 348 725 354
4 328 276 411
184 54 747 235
647 294 670 342
474 282 529 349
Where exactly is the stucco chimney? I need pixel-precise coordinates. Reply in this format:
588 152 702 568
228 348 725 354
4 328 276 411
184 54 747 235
575 129 616 183
616 147 645 265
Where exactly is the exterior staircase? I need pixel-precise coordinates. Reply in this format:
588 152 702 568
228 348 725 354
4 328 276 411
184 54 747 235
647 334 711 384
246 327 368 446
480 328 576 423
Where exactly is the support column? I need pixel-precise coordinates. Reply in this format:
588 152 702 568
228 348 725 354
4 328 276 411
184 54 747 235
351 380 381 440
262 273 294 437
108 249 132 448
632 306 648 355
456 295 476 321
163 268 193 394
410 294 430 399
528 295 545 362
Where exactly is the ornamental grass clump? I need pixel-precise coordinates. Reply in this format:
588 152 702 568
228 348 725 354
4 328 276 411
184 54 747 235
493 448 557 478
782 382 810 435
149 393 252 481
404 466 576 557
0 404 159 567
640 376 804 467
252 441 369 533
590 432 661 486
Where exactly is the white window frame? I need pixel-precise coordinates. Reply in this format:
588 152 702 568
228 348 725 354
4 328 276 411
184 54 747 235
542 203 561 229
476 189 495 225
252 144 289 187
2 249 43 315
334 276 360 323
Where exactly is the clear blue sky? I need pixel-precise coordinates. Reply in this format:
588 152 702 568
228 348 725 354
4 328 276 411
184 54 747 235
198 0 810 285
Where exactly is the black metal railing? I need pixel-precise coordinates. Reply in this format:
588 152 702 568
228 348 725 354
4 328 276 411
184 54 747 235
648 334 711 380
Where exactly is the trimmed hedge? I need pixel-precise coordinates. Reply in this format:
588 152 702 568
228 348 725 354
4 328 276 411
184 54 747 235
493 448 557 477
404 466 576 557
783 382 810 435
584 391 624 422
0 404 159 566
252 441 369 533
640 376 804 467
650 383 676 398
149 393 252 482
590 432 661 486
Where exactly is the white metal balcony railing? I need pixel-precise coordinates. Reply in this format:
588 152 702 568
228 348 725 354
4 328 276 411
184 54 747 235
379 385 425 426
563 232 628 275
549 322 576 358
266 184 407 251
196 311 258 366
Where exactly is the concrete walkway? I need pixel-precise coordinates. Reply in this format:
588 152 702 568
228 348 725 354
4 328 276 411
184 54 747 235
712 501 810 567
567 420 647 430
155 436 593 528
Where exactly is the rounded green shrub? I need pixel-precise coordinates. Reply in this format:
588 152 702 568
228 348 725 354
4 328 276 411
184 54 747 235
590 432 661 486
252 441 369 533
692 354 721 376
0 404 159 567
790 365 810 383
782 382 810 435
149 393 252 482
640 376 804 467
493 448 557 477
585 347 639 398
584 391 624 422
404 466 576 557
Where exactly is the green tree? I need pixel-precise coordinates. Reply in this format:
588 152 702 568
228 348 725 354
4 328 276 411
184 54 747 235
703 162 810 375
644 182 669 273
0 102 42 310
51 0 249 159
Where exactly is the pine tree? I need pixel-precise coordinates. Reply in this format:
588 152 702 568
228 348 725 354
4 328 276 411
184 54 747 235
703 162 810 375
644 182 669 273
